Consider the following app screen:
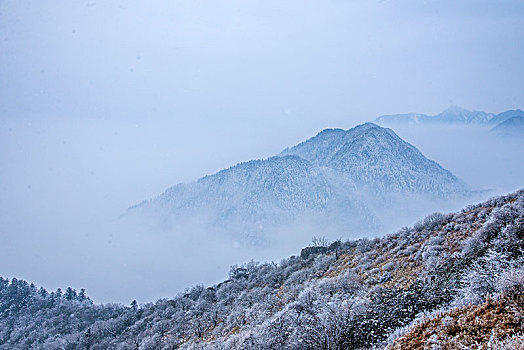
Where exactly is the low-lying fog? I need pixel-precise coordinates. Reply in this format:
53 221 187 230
1 115 523 303
390 124 524 194
2 0 524 303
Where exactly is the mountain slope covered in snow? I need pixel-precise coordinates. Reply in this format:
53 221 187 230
375 106 524 126
2 189 523 349
281 123 466 196
491 116 524 137
130 123 474 242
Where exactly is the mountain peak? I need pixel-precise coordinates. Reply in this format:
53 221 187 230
280 123 391 165
351 122 384 133
440 105 469 114
130 122 472 242
315 128 345 136
281 123 466 195
437 106 494 124
313 123 384 138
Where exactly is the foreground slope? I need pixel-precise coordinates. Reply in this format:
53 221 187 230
130 123 471 241
1 189 523 349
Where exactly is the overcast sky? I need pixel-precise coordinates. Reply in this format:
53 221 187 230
1 0 523 302
1 0 524 121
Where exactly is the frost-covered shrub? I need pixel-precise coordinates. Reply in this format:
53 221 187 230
285 269 309 286
421 235 446 267
2 190 524 350
356 238 374 253
379 271 392 283
382 261 398 271
498 268 524 299
414 212 448 232
358 255 373 271
491 333 524 350
312 254 336 274
375 255 386 265
401 245 417 256
455 249 514 305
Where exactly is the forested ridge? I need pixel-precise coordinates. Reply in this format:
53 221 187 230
131 123 473 242
2 189 523 349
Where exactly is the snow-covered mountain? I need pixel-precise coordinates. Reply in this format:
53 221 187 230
375 106 524 126
129 123 474 243
435 106 494 124
488 109 524 126
280 123 466 196
490 115 524 137
374 112 431 125
132 154 379 241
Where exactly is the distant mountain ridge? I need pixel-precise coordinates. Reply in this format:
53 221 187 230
129 123 474 243
490 115 524 137
375 106 524 126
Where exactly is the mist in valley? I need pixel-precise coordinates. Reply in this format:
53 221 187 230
1 0 524 303
1 115 522 303
389 125 524 195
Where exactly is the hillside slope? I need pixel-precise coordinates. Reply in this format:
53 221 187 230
1 189 523 349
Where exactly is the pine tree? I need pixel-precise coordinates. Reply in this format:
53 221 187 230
78 288 87 302
65 287 77 301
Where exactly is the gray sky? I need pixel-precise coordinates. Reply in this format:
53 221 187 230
1 0 524 121
1 0 523 302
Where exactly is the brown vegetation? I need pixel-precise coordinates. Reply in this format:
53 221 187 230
389 293 524 349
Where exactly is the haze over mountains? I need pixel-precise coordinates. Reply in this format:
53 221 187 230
375 106 524 127
3 111 520 303
130 123 476 245
3 189 523 349
5 112 520 303
490 116 524 137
